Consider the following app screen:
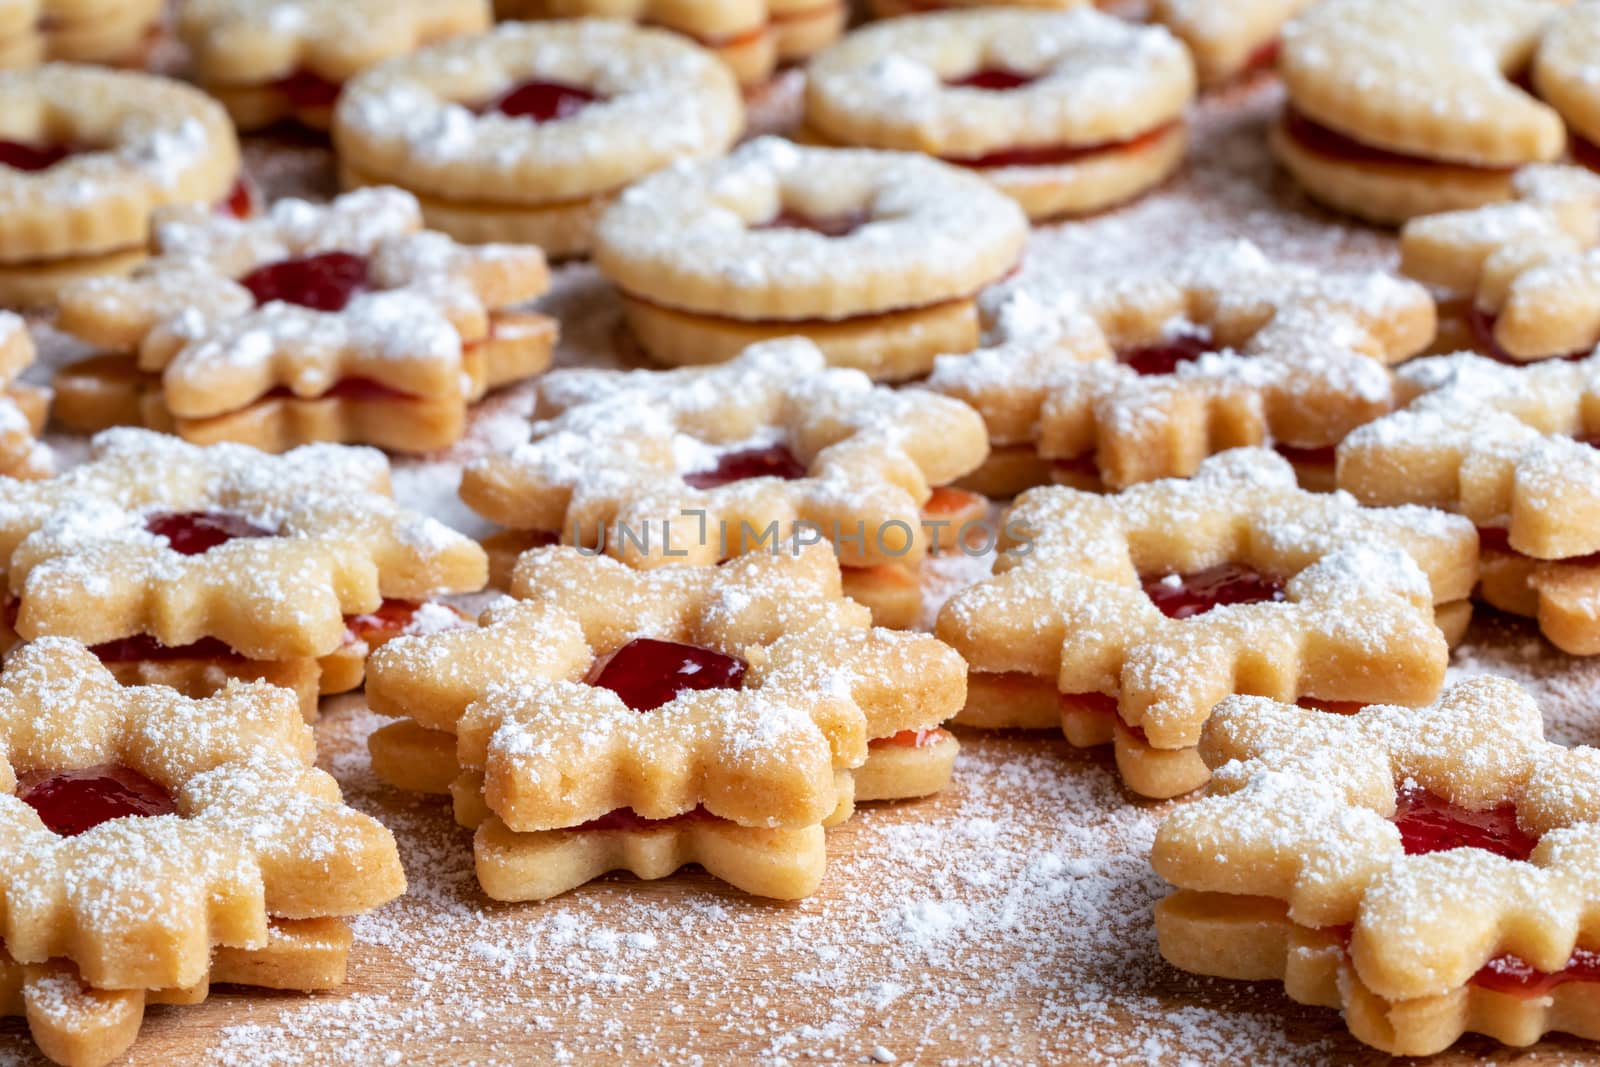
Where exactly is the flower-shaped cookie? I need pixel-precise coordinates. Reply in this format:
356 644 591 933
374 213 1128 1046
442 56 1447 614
461 338 988 624
334 20 744 258
365 543 967 899
0 65 241 307
1151 0 1312 86
1535 2 1600 175
1401 165 1600 361
176 0 491 131
1338 351 1600 654
53 187 555 455
594 137 1028 381
1154 677 1600 1055
0 428 487 716
0 310 48 480
1273 0 1567 224
925 239 1434 497
802 9 1195 220
935 448 1478 798
0 638 405 1065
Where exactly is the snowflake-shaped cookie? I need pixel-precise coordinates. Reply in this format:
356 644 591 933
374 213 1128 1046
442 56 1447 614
925 240 1434 496
1154 676 1600 1054
935 448 1478 797
1401 165 1600 361
365 543 967 899
461 338 989 570
0 311 48 480
0 428 486 662
1151 0 1312 86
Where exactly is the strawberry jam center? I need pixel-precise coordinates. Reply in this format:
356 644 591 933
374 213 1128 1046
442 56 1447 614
755 209 870 238
588 638 748 712
239 251 370 312
1141 563 1287 619
1391 784 1538 861
1118 328 1214 377
219 177 256 220
491 80 600 123
271 69 343 110
946 68 1038 91
683 443 808 489
145 511 275 555
261 377 416 403
18 766 177 836
344 598 468 646
1473 948 1600 996
0 140 77 171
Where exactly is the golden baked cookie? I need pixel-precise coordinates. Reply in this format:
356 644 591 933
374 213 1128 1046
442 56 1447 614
333 19 744 258
52 187 556 454
1151 0 1312 86
593 136 1028 381
0 637 405 1067
1401 165 1600 361
925 239 1435 497
1273 0 1568 225
0 428 488 719
1338 351 1600 654
0 0 40 69
176 0 490 132
935 448 1478 798
0 64 241 307
867 0 1089 19
1535 2 1600 173
37 0 162 66
802 9 1195 220
0 310 49 479
1154 677 1600 1055
365 543 967 900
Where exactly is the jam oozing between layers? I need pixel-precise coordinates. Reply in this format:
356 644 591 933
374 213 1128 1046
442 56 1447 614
945 68 1039 91
489 80 601 123
1473 947 1600 996
1117 327 1214 377
1575 133 1600 176
683 443 808 489
1140 563 1287 620
754 209 870 239
871 727 944 749
588 637 748 712
271 69 344 110
261 377 416 403
219 177 256 220
146 510 275 556
240 251 370 312
1390 783 1538 861
1282 108 1514 173
941 123 1175 171
18 766 177 836
0 141 80 171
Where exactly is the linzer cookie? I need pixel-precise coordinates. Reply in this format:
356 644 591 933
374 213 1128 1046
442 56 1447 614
592 137 1028 381
0 65 241 307
801 10 1194 220
1338 351 1600 654
51 187 556 454
364 544 967 900
1273 0 1567 224
494 0 781 86
0 428 487 719
1154 677 1600 1055
333 20 744 258
462 338 989 629
935 448 1477 799
924 239 1435 498
176 0 491 132
1151 0 1312 86
1536 2 1600 175
0 311 49 479
0 637 405 1067
1401 165 1600 361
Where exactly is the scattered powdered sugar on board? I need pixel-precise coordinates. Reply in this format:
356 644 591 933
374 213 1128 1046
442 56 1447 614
9 65 1600 1067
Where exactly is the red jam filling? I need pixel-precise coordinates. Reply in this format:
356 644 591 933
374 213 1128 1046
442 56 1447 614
1282 108 1514 173
1140 563 1287 620
344 598 467 646
18 766 177 836
219 177 257 220
146 510 275 555
0 141 78 171
261 377 418 403
942 122 1175 170
1574 132 1600 176
239 251 370 312
89 633 240 664
1473 948 1600 996
1117 328 1214 377
588 638 748 712
755 209 870 238
1390 784 1538 861
683 443 808 489
1273 443 1337 468
489 80 601 123
871 727 942 749
271 69 343 110
946 68 1038 91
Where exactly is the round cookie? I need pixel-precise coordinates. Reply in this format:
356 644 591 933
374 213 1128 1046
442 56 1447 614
591 136 1029 381
333 19 744 258
1535 2 1600 174
1274 0 1568 225
802 9 1195 220
0 64 241 307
